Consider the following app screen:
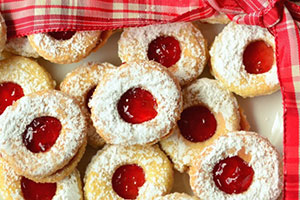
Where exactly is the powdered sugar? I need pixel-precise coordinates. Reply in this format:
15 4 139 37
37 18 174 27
153 193 199 200
5 37 39 58
118 22 207 85
84 145 173 200
0 90 87 178
190 131 283 200
89 61 182 145
210 22 279 96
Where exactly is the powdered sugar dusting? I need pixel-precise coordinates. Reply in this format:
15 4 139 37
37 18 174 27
89 61 182 145
153 192 199 200
5 37 39 58
84 145 173 200
0 90 87 178
210 22 279 96
118 22 207 85
190 131 283 200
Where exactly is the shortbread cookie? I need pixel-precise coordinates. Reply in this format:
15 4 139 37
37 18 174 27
28 31 102 64
5 37 39 58
0 157 83 200
84 145 173 200
0 12 7 53
0 90 87 182
210 22 279 97
119 22 208 85
199 13 230 24
0 56 55 115
89 61 182 145
60 62 116 148
189 131 283 200
160 78 240 172
154 193 199 200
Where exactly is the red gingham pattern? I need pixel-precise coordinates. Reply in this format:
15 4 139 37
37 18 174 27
1 0 300 199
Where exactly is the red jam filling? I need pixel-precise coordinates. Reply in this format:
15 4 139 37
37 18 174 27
0 82 24 115
85 86 97 113
112 164 145 199
48 31 76 40
147 36 181 68
22 116 62 153
243 40 274 74
21 177 57 200
213 156 254 194
177 105 217 143
117 88 157 124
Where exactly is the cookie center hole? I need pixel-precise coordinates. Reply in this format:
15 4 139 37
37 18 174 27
147 36 181 68
86 86 97 113
22 116 62 153
117 87 157 124
213 156 254 194
112 164 145 199
48 31 76 40
0 82 24 115
178 105 217 142
243 40 274 74
21 177 57 200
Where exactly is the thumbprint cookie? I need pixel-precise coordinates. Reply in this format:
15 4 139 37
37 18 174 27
0 12 6 53
89 61 182 145
60 62 116 148
189 131 283 200
0 90 87 182
153 193 199 200
0 56 55 115
5 37 39 58
210 22 279 97
118 22 208 86
84 145 173 200
0 157 83 200
160 78 240 172
28 30 109 64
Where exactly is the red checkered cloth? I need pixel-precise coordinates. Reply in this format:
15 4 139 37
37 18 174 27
1 0 300 199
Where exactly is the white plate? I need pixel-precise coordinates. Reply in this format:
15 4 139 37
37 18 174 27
1 23 283 198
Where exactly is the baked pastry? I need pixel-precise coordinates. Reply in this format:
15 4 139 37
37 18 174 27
28 30 111 64
5 37 39 58
0 56 55 115
89 61 182 145
189 131 283 200
0 12 7 53
0 157 83 200
118 22 208 86
84 145 173 200
210 22 279 97
0 90 87 182
199 13 230 24
160 78 240 172
153 193 199 200
60 62 116 148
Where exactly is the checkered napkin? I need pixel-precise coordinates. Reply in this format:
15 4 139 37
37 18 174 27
1 0 300 199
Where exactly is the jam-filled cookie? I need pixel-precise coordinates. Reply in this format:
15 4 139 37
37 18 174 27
154 193 199 200
0 90 87 182
84 145 173 200
210 22 279 97
118 22 208 86
60 62 116 148
189 131 283 200
28 30 109 64
89 61 182 145
160 78 240 172
0 12 7 53
0 157 83 200
0 56 55 115
5 37 39 58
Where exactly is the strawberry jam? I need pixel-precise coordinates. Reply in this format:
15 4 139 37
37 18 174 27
147 36 181 68
22 116 62 153
0 82 24 115
213 156 254 194
85 86 96 113
48 31 76 40
112 164 145 199
21 177 57 200
243 40 274 74
178 105 217 142
117 88 157 124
